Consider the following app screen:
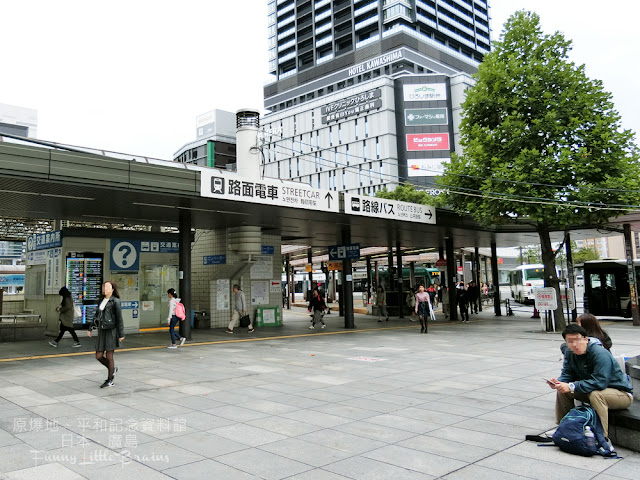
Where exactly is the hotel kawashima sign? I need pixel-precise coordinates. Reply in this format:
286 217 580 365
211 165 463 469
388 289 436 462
348 49 404 77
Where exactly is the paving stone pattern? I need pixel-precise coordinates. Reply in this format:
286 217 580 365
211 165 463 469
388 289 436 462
0 307 639 479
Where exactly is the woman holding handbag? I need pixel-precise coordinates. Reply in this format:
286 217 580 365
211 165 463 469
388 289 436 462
49 286 81 348
166 288 186 349
88 280 125 388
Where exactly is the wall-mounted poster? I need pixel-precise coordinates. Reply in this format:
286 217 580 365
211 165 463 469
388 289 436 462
217 278 230 311
250 255 273 279
251 281 269 305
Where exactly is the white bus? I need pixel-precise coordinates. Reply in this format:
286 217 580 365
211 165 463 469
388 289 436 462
509 264 552 304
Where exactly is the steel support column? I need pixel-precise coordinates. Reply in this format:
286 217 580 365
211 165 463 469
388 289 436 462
178 210 192 340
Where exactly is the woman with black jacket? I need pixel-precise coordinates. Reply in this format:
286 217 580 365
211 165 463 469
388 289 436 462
88 280 125 388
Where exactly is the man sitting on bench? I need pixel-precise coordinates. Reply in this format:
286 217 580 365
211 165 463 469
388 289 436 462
549 324 633 443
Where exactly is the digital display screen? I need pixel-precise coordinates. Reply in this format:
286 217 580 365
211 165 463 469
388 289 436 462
66 254 103 327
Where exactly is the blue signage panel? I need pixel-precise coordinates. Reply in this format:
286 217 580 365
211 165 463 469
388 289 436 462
120 301 140 309
203 255 227 265
110 240 141 271
328 243 361 260
261 246 275 255
0 274 25 287
140 241 179 253
26 231 63 252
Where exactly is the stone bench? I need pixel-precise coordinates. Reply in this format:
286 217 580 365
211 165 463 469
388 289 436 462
609 355 640 452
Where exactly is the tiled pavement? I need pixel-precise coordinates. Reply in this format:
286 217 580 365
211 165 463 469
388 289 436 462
1 306 639 479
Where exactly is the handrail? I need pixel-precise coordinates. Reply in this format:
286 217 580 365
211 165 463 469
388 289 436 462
0 314 42 324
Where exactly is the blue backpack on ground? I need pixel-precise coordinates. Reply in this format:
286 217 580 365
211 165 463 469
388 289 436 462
552 405 616 457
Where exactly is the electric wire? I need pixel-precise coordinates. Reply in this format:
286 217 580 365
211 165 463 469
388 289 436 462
259 128 640 195
266 142 640 212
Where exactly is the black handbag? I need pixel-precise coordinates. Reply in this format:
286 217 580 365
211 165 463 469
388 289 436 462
239 314 251 328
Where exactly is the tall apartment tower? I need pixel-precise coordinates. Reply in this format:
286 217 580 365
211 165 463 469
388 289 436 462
262 0 491 195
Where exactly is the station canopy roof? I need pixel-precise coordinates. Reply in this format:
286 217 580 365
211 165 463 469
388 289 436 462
0 137 637 251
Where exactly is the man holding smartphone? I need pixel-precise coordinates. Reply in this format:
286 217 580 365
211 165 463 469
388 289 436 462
548 324 633 442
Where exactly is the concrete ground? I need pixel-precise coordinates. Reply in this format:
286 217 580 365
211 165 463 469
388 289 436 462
0 305 639 480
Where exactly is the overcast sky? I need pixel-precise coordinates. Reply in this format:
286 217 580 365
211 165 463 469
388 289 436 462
1 0 637 160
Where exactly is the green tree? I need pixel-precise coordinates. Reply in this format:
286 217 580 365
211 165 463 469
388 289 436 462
376 183 438 205
438 11 640 330
571 244 600 264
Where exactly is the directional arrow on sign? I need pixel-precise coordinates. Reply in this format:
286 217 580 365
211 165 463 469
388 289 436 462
329 248 338 258
425 210 433 219
325 192 333 208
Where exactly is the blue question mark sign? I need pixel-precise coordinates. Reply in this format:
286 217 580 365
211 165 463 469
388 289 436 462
113 241 137 269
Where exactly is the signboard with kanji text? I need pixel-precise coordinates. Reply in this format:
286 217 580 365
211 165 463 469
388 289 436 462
343 193 435 224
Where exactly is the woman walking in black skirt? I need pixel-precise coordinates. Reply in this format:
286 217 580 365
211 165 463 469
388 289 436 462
88 280 125 388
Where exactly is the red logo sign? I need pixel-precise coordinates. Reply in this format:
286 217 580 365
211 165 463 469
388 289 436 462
435 259 447 267
406 133 450 151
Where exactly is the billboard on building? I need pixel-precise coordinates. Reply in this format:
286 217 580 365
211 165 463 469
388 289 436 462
403 83 447 102
407 158 451 177
406 133 450 151
404 108 448 126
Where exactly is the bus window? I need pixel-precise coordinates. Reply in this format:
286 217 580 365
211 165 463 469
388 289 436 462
525 268 544 281
590 274 601 289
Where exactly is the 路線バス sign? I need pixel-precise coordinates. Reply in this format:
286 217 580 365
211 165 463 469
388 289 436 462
200 170 338 213
343 193 435 224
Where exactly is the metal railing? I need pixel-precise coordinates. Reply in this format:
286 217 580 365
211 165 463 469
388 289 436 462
0 314 42 323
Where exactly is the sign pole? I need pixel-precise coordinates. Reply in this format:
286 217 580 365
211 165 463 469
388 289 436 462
624 223 640 326
342 227 355 329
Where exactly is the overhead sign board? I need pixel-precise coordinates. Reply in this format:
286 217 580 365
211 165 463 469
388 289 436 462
405 108 448 126
200 170 339 213
328 243 360 260
344 193 436 224
407 133 450 151
203 255 226 265
403 83 448 102
534 287 558 311
26 231 62 252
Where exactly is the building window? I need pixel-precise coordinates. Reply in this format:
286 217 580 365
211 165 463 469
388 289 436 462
297 157 300 176
345 144 349 166
376 137 380 159
278 161 281 178
317 173 321 188
334 147 338 167
338 124 342 144
329 126 333 146
289 158 292 177
342 169 346 189
311 110 315 129
363 140 366 159
379 161 383 181
369 162 373 184
365 116 369 137
316 130 319 150
359 164 363 186
293 115 297 134
354 118 358 140
310 130 313 151
315 152 319 172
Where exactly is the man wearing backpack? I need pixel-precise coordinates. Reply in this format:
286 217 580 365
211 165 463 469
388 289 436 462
549 324 633 442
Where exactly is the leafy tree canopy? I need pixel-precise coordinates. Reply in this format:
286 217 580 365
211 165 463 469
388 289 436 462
438 11 640 229
376 183 439 205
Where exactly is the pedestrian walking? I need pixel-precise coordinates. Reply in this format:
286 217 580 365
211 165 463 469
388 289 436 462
442 286 450 319
226 284 254 333
49 286 81 348
457 283 469 323
406 287 416 321
415 284 431 333
88 281 125 388
376 285 389 322
308 288 326 330
166 288 186 349
427 284 437 307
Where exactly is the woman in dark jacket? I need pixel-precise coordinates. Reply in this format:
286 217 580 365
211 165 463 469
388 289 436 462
49 286 81 348
578 313 613 350
88 280 125 388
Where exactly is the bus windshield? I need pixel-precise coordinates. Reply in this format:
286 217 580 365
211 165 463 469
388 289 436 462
525 269 544 281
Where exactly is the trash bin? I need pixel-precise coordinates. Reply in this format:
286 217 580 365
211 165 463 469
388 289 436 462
255 305 282 327
193 310 210 329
